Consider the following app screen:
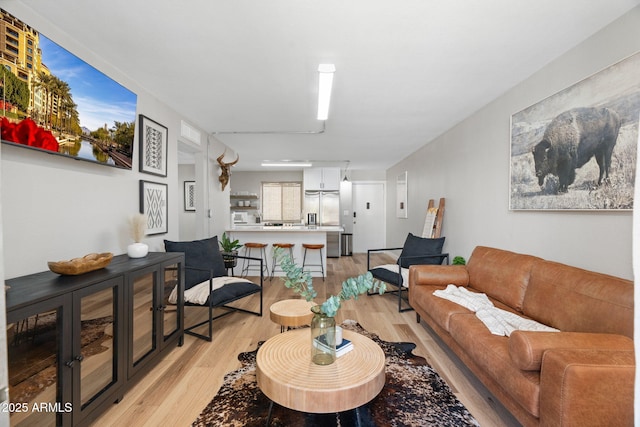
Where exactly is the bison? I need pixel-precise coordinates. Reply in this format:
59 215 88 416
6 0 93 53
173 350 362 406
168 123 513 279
531 107 621 193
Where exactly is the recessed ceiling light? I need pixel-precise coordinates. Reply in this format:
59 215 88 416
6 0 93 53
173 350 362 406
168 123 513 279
261 162 313 167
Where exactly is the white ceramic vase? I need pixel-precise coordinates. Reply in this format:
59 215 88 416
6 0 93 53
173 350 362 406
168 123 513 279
127 242 149 258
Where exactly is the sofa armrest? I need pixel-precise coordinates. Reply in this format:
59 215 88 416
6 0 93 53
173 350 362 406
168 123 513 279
409 264 469 287
539 348 634 427
509 331 633 371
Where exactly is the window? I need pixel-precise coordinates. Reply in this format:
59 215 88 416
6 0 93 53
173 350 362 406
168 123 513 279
261 182 302 222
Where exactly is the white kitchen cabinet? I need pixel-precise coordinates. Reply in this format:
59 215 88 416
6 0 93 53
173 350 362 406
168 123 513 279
304 167 341 191
304 168 323 189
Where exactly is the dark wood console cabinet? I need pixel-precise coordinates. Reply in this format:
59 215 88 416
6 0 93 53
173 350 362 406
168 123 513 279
5 252 184 426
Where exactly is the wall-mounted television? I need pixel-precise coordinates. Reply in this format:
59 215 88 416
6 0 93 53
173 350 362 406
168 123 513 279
0 8 137 169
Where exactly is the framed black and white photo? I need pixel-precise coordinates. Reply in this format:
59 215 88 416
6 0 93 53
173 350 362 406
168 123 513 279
139 114 168 177
510 52 639 210
140 180 168 235
184 181 196 211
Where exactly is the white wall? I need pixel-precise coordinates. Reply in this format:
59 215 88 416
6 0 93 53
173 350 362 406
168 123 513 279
207 142 237 235
232 170 304 194
0 4 229 278
178 164 197 240
349 170 386 181
386 7 639 280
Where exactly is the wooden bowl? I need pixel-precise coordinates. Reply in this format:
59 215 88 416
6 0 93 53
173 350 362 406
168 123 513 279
48 252 113 275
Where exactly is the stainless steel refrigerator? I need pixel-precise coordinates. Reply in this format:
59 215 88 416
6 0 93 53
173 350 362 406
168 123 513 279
304 190 341 257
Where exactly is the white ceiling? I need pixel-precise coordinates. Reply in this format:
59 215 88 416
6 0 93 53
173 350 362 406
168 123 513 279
12 0 640 171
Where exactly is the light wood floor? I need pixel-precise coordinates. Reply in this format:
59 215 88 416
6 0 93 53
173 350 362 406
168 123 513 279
92 254 520 427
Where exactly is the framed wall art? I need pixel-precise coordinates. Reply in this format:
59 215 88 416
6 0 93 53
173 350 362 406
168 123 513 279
139 115 168 177
510 51 639 210
184 181 196 211
396 171 408 218
140 180 168 235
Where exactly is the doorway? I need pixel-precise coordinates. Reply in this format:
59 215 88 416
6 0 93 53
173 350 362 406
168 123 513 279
352 182 385 253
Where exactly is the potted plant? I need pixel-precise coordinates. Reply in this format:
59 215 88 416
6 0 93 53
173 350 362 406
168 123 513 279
219 232 242 268
275 248 385 365
127 214 148 258
452 256 466 265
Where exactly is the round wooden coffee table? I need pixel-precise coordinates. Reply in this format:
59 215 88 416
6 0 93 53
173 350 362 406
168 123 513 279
269 299 316 332
256 328 386 414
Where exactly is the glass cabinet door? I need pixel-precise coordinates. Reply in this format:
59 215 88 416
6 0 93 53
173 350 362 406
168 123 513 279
162 262 180 342
129 267 158 374
7 296 69 427
74 277 122 416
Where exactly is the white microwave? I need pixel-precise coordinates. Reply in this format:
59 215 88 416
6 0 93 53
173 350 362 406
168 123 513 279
232 212 248 225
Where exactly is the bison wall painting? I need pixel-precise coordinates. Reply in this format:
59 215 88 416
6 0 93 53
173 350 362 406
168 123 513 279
510 51 639 210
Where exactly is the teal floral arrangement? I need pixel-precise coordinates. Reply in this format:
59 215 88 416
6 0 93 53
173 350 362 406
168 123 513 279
275 248 386 317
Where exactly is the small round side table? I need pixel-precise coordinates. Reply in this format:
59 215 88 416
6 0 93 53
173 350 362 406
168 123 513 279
269 299 316 333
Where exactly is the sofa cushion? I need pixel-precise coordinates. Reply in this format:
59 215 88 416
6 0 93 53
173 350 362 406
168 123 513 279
448 312 541 417
205 281 261 307
509 331 634 371
523 260 634 338
164 236 227 290
409 264 470 287
466 246 541 312
409 284 472 331
397 233 445 268
370 265 406 286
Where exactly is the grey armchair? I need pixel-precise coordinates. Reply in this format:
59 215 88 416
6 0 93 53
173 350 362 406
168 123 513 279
367 233 448 312
164 236 263 341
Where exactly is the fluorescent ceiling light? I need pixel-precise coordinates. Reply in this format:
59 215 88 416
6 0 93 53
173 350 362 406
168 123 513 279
317 64 336 121
261 162 312 167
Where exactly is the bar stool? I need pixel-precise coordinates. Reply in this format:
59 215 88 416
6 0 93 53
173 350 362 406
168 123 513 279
241 242 269 278
302 243 325 281
270 243 295 281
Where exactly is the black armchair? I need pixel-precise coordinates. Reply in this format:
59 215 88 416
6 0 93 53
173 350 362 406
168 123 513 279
164 236 263 341
367 233 448 312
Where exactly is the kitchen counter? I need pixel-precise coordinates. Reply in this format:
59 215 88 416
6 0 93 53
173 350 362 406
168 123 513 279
229 225 343 232
227 226 343 277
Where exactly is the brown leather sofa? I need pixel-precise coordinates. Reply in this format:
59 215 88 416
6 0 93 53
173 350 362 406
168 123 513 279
408 246 634 427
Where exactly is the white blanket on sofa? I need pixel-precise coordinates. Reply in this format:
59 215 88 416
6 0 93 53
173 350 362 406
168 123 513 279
433 284 559 336
168 276 253 305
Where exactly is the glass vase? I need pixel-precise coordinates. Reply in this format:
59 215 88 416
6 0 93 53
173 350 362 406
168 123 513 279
310 306 336 365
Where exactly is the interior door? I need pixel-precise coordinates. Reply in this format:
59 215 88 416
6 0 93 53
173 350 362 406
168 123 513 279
352 182 385 253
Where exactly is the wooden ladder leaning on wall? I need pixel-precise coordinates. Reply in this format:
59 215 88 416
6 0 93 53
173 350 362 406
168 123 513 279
421 198 445 239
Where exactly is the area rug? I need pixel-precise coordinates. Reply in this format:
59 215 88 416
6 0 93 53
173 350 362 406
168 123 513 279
193 321 479 426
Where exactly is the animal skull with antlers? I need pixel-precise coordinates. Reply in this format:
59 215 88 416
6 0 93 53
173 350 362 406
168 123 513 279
217 150 239 191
